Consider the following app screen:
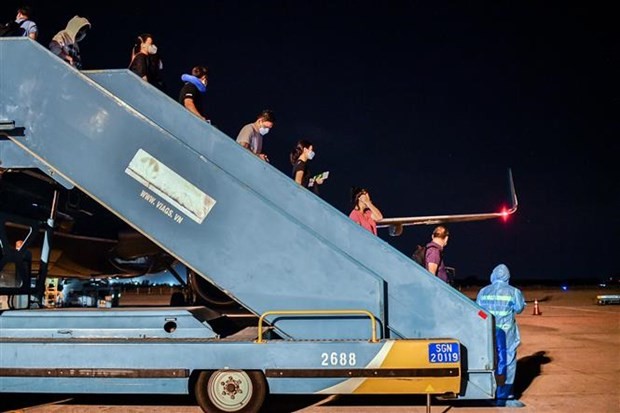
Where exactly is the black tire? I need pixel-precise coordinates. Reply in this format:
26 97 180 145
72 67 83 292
195 370 267 413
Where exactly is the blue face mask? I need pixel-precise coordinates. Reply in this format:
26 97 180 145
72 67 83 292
258 127 270 136
307 150 315 160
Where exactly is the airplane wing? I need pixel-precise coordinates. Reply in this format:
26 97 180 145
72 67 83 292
6 222 169 278
377 169 518 236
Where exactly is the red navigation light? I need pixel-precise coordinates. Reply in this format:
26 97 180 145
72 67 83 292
500 207 510 222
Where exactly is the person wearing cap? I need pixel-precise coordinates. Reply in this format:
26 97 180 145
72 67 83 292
349 188 383 235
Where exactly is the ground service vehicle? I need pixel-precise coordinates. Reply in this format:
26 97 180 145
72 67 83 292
0 38 507 412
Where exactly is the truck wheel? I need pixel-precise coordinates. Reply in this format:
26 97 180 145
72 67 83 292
195 370 267 413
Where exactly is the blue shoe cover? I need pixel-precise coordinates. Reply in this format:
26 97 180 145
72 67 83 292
504 399 525 407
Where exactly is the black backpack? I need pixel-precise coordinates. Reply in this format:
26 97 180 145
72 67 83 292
411 244 440 269
411 245 427 267
0 20 25 37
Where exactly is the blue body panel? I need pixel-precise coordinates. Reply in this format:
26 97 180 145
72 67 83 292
0 314 397 395
0 307 219 339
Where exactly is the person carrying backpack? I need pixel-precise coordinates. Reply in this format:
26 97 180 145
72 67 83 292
424 225 450 282
49 15 91 69
0 6 38 39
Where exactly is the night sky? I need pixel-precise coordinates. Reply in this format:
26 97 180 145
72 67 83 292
4 1 617 282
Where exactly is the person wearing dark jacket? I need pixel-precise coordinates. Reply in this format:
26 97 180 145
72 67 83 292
129 33 161 85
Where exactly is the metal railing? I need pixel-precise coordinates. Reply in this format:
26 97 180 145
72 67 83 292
256 309 378 343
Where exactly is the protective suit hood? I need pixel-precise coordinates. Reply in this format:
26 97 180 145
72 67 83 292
490 263 510 283
52 15 91 45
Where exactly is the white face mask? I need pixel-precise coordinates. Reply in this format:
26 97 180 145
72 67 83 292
148 44 158 55
258 127 270 136
307 150 315 160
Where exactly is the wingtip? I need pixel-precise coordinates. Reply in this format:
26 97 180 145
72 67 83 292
508 168 518 213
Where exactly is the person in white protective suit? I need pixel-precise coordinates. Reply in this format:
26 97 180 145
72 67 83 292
476 263 526 408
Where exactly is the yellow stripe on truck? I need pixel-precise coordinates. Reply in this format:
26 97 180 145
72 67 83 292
353 340 461 395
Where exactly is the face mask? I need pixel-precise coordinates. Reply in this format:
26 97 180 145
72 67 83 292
148 44 158 55
307 150 315 160
258 127 270 136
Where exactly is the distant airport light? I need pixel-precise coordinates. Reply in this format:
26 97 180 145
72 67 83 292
561 285 569 291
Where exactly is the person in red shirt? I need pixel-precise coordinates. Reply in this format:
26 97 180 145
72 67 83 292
349 188 383 235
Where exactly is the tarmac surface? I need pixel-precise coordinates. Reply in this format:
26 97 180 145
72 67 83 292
1 286 619 413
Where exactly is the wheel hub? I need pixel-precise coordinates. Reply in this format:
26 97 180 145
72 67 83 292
222 376 243 399
208 370 253 411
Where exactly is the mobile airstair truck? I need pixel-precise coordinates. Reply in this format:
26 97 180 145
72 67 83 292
1 38 498 413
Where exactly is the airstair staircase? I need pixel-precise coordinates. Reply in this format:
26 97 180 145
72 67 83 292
0 38 496 398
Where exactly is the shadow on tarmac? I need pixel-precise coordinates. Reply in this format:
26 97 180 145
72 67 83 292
514 351 552 398
0 394 198 411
